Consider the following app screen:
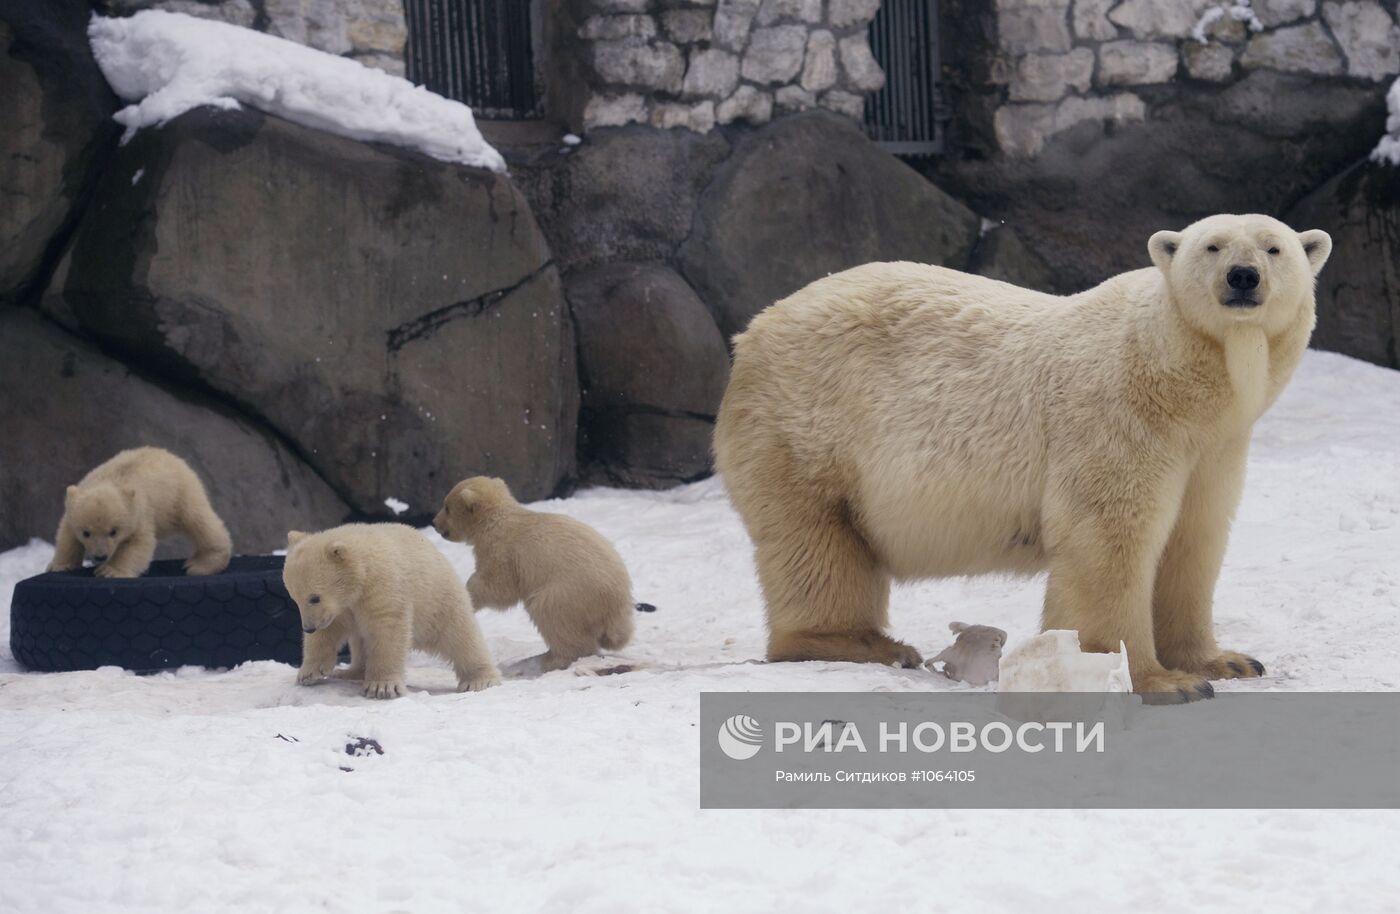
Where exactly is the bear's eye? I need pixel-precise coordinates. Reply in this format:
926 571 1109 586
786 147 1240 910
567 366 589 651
309 595 321 605
81 530 90 538
1206 245 1219 253
109 528 117 536
1268 247 1280 255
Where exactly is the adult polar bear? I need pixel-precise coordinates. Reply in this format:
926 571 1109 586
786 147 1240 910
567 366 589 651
714 214 1331 701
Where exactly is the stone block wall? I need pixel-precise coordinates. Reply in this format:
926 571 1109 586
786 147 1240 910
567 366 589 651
988 0 1400 156
101 0 408 75
573 0 885 132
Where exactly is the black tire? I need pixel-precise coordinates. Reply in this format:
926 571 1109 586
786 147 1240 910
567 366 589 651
9 555 304 673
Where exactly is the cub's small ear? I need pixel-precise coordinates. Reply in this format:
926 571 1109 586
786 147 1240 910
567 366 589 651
1298 229 1332 275
456 487 479 513
1148 230 1182 273
65 485 79 505
949 621 968 634
286 530 308 548
326 541 349 562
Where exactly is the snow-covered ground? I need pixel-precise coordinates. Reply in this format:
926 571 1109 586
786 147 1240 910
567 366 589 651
89 11 505 171
1 349 1398 912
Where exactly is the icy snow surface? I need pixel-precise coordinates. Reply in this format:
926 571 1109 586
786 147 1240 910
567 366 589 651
87 10 505 172
1 350 1398 911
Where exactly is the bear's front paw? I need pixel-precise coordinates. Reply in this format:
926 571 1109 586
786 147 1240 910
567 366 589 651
95 563 137 579
458 672 502 692
1190 650 1266 681
296 666 330 685
1135 669 1215 705
47 561 78 573
363 679 405 700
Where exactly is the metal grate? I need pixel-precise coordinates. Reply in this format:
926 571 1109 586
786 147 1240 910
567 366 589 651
404 0 541 120
864 0 946 156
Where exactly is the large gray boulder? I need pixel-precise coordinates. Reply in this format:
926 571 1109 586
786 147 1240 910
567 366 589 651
679 111 982 339
1287 161 1399 369
0 0 117 305
0 310 349 553
514 125 732 274
567 262 730 486
44 107 578 516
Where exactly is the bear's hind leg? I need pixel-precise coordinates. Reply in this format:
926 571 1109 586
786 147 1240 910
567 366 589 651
751 497 918 668
182 494 232 576
438 599 501 692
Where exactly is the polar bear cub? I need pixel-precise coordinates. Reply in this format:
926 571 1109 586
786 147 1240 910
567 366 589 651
715 214 1331 702
433 477 636 672
283 523 501 699
48 447 232 578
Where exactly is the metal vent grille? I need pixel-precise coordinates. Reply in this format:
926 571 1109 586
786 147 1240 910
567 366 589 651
864 0 946 156
404 0 541 120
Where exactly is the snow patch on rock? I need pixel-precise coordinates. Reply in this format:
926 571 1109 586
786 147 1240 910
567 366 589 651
88 10 505 171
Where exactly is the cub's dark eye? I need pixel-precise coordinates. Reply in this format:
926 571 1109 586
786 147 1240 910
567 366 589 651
1268 247 1280 255
109 528 117 536
82 531 90 538
309 595 321 605
1207 245 1219 253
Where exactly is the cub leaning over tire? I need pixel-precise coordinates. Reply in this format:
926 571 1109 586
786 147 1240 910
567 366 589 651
47 447 232 578
283 524 501 699
713 214 1332 702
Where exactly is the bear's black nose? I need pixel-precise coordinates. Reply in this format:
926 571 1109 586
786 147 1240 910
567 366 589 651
1227 265 1260 291
93 554 108 562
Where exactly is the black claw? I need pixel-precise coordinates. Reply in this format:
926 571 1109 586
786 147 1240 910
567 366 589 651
1198 681 1215 699
1248 658 1266 676
1228 661 1244 676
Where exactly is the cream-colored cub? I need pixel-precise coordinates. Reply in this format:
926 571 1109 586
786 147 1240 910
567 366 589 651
284 524 501 699
715 214 1332 703
48 447 232 578
433 477 637 672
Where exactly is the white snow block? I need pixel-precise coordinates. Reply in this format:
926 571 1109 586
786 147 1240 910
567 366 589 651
997 630 1132 693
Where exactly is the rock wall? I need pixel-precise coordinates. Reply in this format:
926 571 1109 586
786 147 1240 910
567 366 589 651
567 0 885 132
983 0 1400 158
99 0 408 75
937 0 1398 292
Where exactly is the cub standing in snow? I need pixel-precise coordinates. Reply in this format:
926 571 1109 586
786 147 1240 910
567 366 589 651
47 447 232 578
284 524 501 699
433 477 639 672
714 214 1332 702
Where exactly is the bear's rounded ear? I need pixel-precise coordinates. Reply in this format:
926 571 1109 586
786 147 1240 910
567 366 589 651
1297 229 1332 275
286 530 307 548
65 485 79 505
326 541 348 562
122 487 139 503
1148 230 1182 273
456 487 478 513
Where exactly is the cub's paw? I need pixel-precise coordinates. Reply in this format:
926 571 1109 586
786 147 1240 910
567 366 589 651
95 563 137 579
1193 650 1266 681
458 672 502 692
184 554 229 576
363 679 405 700
46 561 78 573
296 666 330 686
1135 669 1215 705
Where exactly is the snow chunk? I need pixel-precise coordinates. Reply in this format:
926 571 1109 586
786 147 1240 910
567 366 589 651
1374 77 1400 166
998 631 1132 693
384 497 409 516
1192 1 1263 44
87 11 505 172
